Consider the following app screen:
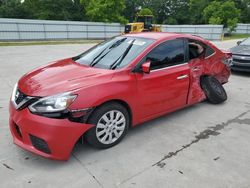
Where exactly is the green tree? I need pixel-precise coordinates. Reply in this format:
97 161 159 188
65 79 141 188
123 0 143 22
172 0 190 24
126 0 190 24
234 0 250 23
36 0 79 21
21 0 42 19
124 0 170 23
145 0 176 24
138 8 153 16
0 0 86 21
189 0 210 24
203 1 241 32
71 0 85 21
203 1 222 23
0 0 29 19
163 17 178 25
81 0 127 24
0 0 248 25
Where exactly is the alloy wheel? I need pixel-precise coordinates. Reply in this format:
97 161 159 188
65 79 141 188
96 110 126 145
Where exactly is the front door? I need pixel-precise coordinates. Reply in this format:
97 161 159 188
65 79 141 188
135 39 190 120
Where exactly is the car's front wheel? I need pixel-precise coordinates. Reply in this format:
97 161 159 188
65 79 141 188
85 102 129 148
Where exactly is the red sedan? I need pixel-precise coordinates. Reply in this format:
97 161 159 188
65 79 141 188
9 32 231 160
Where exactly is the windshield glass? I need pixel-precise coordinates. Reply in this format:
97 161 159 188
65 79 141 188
73 36 154 70
241 37 250 45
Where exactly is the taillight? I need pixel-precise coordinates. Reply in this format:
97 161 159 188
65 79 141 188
222 51 233 67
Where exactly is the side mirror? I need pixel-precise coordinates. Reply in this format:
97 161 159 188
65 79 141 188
237 41 242 45
141 61 151 74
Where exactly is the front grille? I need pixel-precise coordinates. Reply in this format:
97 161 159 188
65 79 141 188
232 59 250 69
13 89 37 110
29 134 51 154
233 59 250 64
15 89 27 105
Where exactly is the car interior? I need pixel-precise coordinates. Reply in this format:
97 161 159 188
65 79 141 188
188 41 205 60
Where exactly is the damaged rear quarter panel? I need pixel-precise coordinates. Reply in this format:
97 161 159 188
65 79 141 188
187 41 230 105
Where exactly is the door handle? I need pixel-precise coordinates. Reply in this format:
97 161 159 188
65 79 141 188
192 67 200 71
177 75 188 80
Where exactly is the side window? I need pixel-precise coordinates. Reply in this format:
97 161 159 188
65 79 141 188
146 39 185 70
205 45 215 58
188 40 205 60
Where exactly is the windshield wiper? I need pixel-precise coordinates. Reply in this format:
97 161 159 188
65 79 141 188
90 38 127 67
90 50 110 67
110 39 136 70
88 48 106 66
109 37 127 49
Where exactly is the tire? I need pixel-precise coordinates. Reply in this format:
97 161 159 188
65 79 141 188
201 76 227 104
85 102 129 149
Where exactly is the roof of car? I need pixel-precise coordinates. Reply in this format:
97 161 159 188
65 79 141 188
125 32 184 40
125 32 203 41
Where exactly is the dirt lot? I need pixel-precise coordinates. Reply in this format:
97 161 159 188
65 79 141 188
0 40 250 188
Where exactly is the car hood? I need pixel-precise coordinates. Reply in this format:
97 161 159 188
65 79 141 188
18 58 114 97
230 45 250 56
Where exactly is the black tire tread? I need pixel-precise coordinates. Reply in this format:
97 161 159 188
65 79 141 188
85 102 129 149
201 76 227 104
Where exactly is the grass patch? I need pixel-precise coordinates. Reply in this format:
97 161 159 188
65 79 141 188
0 40 103 46
223 33 250 41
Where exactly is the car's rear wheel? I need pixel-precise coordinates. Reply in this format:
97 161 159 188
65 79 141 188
85 102 129 148
201 76 227 104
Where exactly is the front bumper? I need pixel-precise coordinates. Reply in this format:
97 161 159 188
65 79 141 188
231 55 250 72
231 63 250 72
9 102 94 160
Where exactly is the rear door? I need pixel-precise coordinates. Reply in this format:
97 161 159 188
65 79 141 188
186 39 207 105
135 38 190 120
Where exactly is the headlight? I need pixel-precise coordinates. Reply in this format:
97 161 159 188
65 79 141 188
29 92 77 113
11 83 18 102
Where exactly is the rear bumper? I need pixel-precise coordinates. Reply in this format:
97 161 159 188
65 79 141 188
218 66 231 84
9 102 94 160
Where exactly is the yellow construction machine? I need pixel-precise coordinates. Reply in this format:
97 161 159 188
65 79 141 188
124 15 162 33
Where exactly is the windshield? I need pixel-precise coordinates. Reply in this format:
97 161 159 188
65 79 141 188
241 37 250 45
73 36 154 70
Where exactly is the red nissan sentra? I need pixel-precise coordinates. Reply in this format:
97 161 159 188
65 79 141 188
9 32 231 160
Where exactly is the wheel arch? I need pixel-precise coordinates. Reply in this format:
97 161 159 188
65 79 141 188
87 99 133 128
200 74 222 86
200 74 210 81
200 74 212 87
